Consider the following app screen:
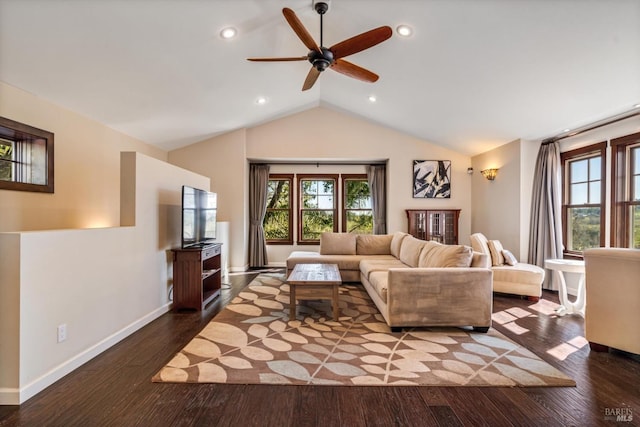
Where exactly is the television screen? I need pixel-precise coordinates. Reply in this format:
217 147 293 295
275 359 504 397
182 185 217 248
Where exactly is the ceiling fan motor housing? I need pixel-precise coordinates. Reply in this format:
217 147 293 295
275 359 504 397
309 47 333 71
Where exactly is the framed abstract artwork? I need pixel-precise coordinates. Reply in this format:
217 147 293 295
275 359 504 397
413 160 451 198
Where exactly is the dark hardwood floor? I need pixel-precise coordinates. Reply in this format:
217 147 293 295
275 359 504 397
1 270 638 427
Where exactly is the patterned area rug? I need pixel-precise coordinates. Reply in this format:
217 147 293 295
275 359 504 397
153 273 575 387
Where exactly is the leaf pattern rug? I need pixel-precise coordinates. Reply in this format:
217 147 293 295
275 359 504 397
153 273 575 387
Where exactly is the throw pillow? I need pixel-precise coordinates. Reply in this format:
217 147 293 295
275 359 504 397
502 249 518 266
487 240 505 266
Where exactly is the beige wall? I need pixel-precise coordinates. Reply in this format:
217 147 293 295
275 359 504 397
0 82 167 232
471 140 525 259
0 152 209 404
471 115 640 264
170 107 473 268
168 128 248 270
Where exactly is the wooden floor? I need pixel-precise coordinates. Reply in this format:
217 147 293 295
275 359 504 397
1 270 638 427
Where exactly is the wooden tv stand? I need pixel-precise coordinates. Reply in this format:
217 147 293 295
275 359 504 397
171 243 222 311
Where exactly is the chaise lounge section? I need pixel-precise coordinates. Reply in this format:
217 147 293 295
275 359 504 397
287 232 493 332
469 233 544 301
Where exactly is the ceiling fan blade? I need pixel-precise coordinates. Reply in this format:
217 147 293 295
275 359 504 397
330 26 393 59
331 59 379 83
282 7 321 53
302 67 321 91
247 56 308 62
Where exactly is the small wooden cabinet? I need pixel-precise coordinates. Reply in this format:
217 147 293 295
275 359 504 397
171 243 222 311
406 209 461 244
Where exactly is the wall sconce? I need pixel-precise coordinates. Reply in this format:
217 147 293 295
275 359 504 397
467 167 474 175
481 168 499 181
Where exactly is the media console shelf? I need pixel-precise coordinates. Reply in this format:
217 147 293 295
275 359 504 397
171 243 222 311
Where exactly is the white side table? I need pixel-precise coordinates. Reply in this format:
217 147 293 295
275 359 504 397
544 258 586 317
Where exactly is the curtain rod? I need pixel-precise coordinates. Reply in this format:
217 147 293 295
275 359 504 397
542 108 640 145
248 159 388 166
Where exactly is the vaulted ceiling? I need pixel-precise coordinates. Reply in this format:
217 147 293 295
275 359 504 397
1 0 639 155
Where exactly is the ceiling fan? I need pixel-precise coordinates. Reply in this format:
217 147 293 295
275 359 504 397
247 1 392 91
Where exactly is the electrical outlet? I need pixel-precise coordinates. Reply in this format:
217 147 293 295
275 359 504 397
57 324 67 343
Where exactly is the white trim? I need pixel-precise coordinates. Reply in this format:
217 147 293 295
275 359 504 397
1 304 171 405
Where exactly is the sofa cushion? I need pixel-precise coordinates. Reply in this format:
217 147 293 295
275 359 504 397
398 235 427 267
493 263 544 286
390 232 409 258
356 234 393 255
418 241 474 268
286 251 320 270
488 240 505 266
359 258 408 280
471 252 490 269
320 232 356 255
368 271 389 302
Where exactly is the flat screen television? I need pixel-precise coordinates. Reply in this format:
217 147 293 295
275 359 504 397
181 185 217 248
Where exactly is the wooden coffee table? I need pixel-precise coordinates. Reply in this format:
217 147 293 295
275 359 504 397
287 263 342 320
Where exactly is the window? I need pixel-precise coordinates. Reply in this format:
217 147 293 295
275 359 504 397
0 116 54 193
611 132 640 248
561 142 606 255
263 174 293 244
342 174 373 233
298 174 338 243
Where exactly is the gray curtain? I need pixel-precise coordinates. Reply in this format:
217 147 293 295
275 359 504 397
249 163 270 267
528 140 563 290
366 164 387 234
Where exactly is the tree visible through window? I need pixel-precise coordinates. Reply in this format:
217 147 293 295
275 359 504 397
264 175 293 244
299 175 338 242
343 175 373 233
561 143 606 255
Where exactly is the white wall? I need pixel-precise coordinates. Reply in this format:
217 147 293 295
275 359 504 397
0 152 209 404
169 106 473 268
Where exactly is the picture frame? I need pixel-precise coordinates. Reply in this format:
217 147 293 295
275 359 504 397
413 160 451 198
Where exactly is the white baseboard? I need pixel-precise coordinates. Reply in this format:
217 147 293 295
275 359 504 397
0 303 171 405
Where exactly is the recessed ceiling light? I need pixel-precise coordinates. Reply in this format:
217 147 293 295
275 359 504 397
563 128 570 132
396 25 412 37
256 96 268 105
368 95 377 103
634 103 640 108
220 27 237 39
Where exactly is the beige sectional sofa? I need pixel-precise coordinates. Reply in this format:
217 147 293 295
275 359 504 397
470 233 544 300
286 232 493 332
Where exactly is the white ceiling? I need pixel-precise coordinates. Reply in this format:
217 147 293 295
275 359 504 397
1 0 639 155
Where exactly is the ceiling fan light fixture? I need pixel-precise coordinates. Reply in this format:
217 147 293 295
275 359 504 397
396 25 412 37
220 27 237 39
